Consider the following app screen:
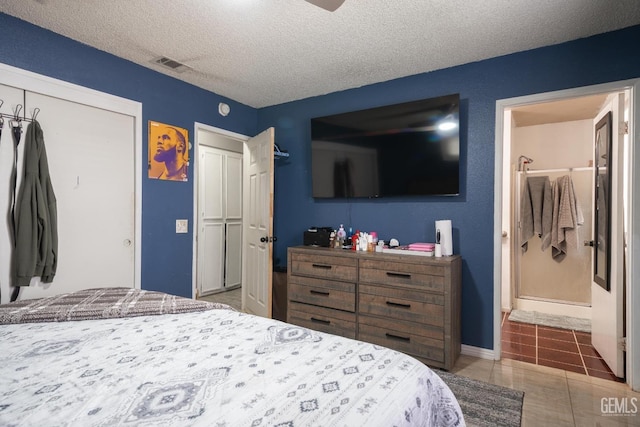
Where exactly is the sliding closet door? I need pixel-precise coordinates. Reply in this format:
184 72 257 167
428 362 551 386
197 145 242 296
16 91 135 299
0 84 26 303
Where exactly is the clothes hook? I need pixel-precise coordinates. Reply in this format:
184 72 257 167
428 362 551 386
0 99 4 109
13 104 23 121
31 107 40 121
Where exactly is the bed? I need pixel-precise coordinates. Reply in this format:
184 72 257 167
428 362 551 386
0 288 464 426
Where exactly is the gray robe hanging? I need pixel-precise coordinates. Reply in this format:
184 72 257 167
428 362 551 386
14 120 58 286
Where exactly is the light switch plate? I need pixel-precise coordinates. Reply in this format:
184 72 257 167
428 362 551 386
176 219 188 233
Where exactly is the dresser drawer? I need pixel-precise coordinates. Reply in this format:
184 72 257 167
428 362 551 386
359 259 444 291
290 252 357 282
358 319 445 364
288 302 356 339
359 284 444 327
288 276 355 312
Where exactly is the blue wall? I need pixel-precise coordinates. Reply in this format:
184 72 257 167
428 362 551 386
2 11 639 350
0 13 258 298
259 25 640 349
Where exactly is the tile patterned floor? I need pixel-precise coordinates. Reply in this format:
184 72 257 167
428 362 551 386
501 311 623 382
456 355 640 427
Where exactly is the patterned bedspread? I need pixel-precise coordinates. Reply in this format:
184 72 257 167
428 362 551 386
0 291 464 427
0 287 230 324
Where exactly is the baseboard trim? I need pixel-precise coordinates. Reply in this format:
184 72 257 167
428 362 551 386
461 344 496 360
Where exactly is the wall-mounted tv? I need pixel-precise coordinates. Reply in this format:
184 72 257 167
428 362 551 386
311 94 460 198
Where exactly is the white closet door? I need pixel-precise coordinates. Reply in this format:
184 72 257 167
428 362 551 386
225 153 243 288
15 91 135 299
197 146 243 295
198 147 225 295
0 84 27 304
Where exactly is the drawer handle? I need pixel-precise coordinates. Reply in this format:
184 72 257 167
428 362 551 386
386 272 411 279
312 263 332 270
385 333 410 342
310 290 330 296
310 317 331 325
386 301 411 309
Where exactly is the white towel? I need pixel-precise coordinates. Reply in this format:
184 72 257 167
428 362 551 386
551 175 584 260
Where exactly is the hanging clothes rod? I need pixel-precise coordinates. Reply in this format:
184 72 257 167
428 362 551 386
519 166 592 174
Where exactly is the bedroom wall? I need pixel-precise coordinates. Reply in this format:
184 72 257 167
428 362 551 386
258 25 640 350
0 13 258 298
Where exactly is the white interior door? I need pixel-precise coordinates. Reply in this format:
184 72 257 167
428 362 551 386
1 64 141 305
0 84 25 303
225 153 243 288
22 91 135 299
198 146 225 295
198 146 243 296
591 92 625 378
0 89 135 302
242 128 274 317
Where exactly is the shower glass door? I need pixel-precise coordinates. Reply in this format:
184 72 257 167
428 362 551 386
516 169 593 304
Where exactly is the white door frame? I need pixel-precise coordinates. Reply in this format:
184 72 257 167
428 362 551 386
192 122 248 299
493 79 640 391
0 62 142 291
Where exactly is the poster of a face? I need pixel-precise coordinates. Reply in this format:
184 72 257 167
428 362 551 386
148 121 189 181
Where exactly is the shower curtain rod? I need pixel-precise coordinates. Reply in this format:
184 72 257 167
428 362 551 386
519 166 592 174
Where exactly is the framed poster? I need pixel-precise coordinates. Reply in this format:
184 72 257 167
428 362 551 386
148 121 189 181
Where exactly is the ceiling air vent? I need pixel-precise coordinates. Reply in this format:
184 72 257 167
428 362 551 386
153 56 190 73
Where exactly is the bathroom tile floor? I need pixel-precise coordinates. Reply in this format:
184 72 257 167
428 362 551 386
501 311 622 382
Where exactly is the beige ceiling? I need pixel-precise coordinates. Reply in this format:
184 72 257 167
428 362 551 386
511 94 610 127
1 0 639 108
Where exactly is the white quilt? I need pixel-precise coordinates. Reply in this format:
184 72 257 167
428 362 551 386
0 308 464 426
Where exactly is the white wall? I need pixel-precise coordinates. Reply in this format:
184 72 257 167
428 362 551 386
512 120 593 169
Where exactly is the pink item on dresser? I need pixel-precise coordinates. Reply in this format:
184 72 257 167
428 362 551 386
408 243 436 252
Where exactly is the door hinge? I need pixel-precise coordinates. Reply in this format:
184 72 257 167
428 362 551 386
619 337 627 351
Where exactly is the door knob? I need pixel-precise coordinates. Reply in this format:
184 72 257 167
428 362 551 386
260 236 267 243
584 240 594 247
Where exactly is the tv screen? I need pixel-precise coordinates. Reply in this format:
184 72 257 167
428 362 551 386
311 94 460 198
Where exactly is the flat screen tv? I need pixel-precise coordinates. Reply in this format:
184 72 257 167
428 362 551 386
311 94 460 198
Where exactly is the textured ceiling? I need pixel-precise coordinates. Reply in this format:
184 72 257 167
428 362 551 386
1 0 640 108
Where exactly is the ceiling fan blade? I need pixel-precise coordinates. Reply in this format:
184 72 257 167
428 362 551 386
305 0 345 12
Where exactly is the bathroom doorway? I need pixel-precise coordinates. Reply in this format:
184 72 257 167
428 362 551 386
494 80 639 388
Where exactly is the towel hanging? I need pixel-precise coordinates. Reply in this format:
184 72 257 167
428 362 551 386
550 175 584 261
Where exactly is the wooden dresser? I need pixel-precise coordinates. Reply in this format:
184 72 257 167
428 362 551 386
287 246 461 370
